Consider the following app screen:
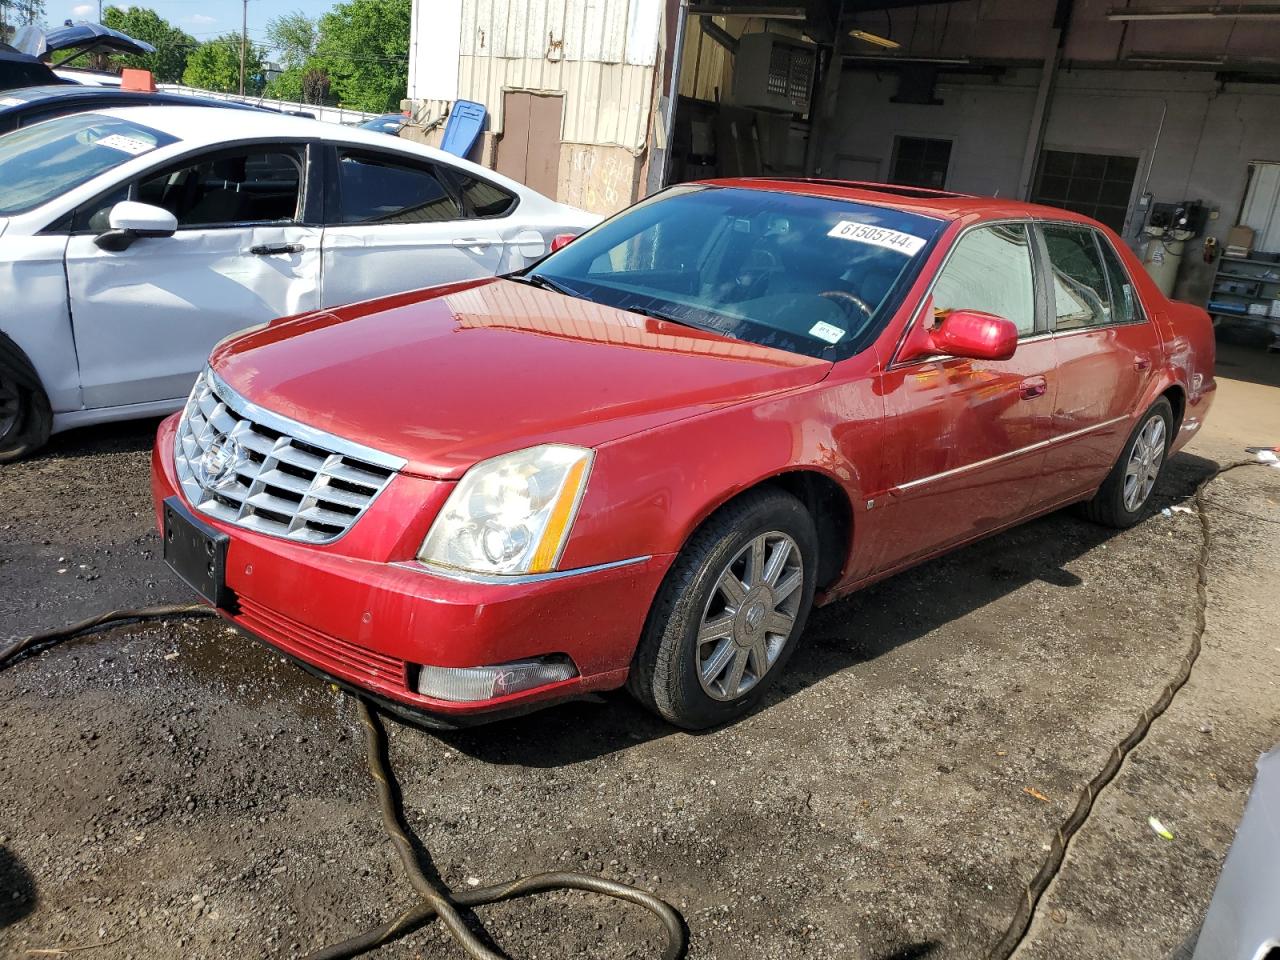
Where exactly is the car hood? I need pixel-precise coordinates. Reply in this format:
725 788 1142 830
211 278 831 479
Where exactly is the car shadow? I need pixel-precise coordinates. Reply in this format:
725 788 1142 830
437 450 1221 767
19 416 163 463
0 846 37 929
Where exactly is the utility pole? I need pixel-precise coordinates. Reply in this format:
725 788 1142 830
239 0 248 96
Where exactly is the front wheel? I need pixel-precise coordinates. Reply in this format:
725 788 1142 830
0 347 52 464
627 488 818 729
1082 397 1173 528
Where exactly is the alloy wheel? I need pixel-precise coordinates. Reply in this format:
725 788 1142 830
696 531 804 702
0 374 20 440
1123 414 1166 512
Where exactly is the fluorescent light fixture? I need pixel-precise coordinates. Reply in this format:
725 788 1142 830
689 4 805 19
848 28 901 49
846 54 971 65
1108 4 1280 20
1127 53 1227 64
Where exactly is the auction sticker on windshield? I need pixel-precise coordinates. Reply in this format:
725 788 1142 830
808 321 846 344
827 221 927 257
96 133 156 156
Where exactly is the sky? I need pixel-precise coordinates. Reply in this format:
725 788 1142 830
48 0 335 49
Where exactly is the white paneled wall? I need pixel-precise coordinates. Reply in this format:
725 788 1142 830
411 0 664 152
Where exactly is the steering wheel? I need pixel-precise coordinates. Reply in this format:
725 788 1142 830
819 289 874 319
722 248 781 303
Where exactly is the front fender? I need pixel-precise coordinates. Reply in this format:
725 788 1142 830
558 378 875 576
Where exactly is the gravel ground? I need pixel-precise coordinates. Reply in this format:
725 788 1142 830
2 346 1278 960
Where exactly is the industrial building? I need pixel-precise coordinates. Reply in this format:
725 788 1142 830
406 0 1280 325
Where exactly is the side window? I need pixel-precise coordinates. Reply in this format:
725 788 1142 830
135 149 303 228
336 152 459 224
1096 233 1142 324
454 172 516 218
931 223 1038 336
1042 223 1112 331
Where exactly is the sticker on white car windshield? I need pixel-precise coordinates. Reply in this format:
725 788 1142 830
808 321 846 344
95 133 156 156
827 221 927 257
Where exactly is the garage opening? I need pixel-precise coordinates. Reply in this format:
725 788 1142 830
655 0 1280 318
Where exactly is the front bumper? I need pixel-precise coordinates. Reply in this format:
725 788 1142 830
151 414 673 721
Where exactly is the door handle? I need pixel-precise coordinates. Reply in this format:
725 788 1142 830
250 242 304 256
1019 376 1047 400
451 237 493 248
1134 355 1152 370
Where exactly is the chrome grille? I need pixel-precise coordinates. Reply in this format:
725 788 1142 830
174 369 402 544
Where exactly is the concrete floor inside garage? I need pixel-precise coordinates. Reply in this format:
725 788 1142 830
1 334 1278 960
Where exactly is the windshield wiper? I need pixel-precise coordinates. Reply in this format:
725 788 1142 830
620 303 712 333
510 272 579 298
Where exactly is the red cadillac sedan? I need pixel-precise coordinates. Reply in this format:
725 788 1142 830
152 179 1214 729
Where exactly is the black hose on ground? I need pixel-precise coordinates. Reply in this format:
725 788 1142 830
984 459 1264 960
0 603 215 669
306 698 687 960
0 604 687 960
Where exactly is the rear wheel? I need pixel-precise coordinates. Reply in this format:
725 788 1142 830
1082 397 1173 528
627 488 818 729
0 345 52 464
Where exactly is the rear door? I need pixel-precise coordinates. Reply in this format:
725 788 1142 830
64 143 321 408
866 221 1059 575
1035 222 1156 503
319 147 505 308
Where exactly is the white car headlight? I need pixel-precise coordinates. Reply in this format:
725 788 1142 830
418 444 594 576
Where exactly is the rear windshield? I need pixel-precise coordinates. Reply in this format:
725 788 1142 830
530 185 943 359
0 112 177 216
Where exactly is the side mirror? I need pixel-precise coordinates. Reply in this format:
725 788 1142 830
550 233 576 253
898 308 1019 363
94 201 178 251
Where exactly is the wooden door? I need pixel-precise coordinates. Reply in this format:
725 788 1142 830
495 91 563 199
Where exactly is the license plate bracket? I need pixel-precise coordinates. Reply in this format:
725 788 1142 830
162 497 232 608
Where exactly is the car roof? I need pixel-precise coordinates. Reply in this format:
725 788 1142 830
0 84 259 111
75 104 538 200
699 177 1103 227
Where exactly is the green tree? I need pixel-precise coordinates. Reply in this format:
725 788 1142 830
182 34 265 94
0 0 45 41
267 10 317 69
101 6 196 83
314 0 411 113
263 10 323 102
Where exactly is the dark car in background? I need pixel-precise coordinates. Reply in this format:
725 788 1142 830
0 85 265 136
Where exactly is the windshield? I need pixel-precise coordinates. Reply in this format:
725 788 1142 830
0 113 177 217
529 185 943 359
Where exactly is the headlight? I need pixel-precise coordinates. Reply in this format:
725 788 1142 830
418 444 593 576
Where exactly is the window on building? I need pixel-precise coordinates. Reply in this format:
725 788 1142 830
1032 150 1138 233
1042 223 1113 331
890 136 952 190
931 223 1038 336
335 151 459 224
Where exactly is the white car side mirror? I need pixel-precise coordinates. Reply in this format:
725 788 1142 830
96 201 178 251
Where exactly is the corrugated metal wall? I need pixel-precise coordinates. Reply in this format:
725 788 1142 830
450 0 663 151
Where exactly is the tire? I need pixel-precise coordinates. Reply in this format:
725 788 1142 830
0 342 53 464
627 487 818 729
1082 397 1174 529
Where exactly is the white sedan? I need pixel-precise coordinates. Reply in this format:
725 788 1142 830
0 106 599 459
